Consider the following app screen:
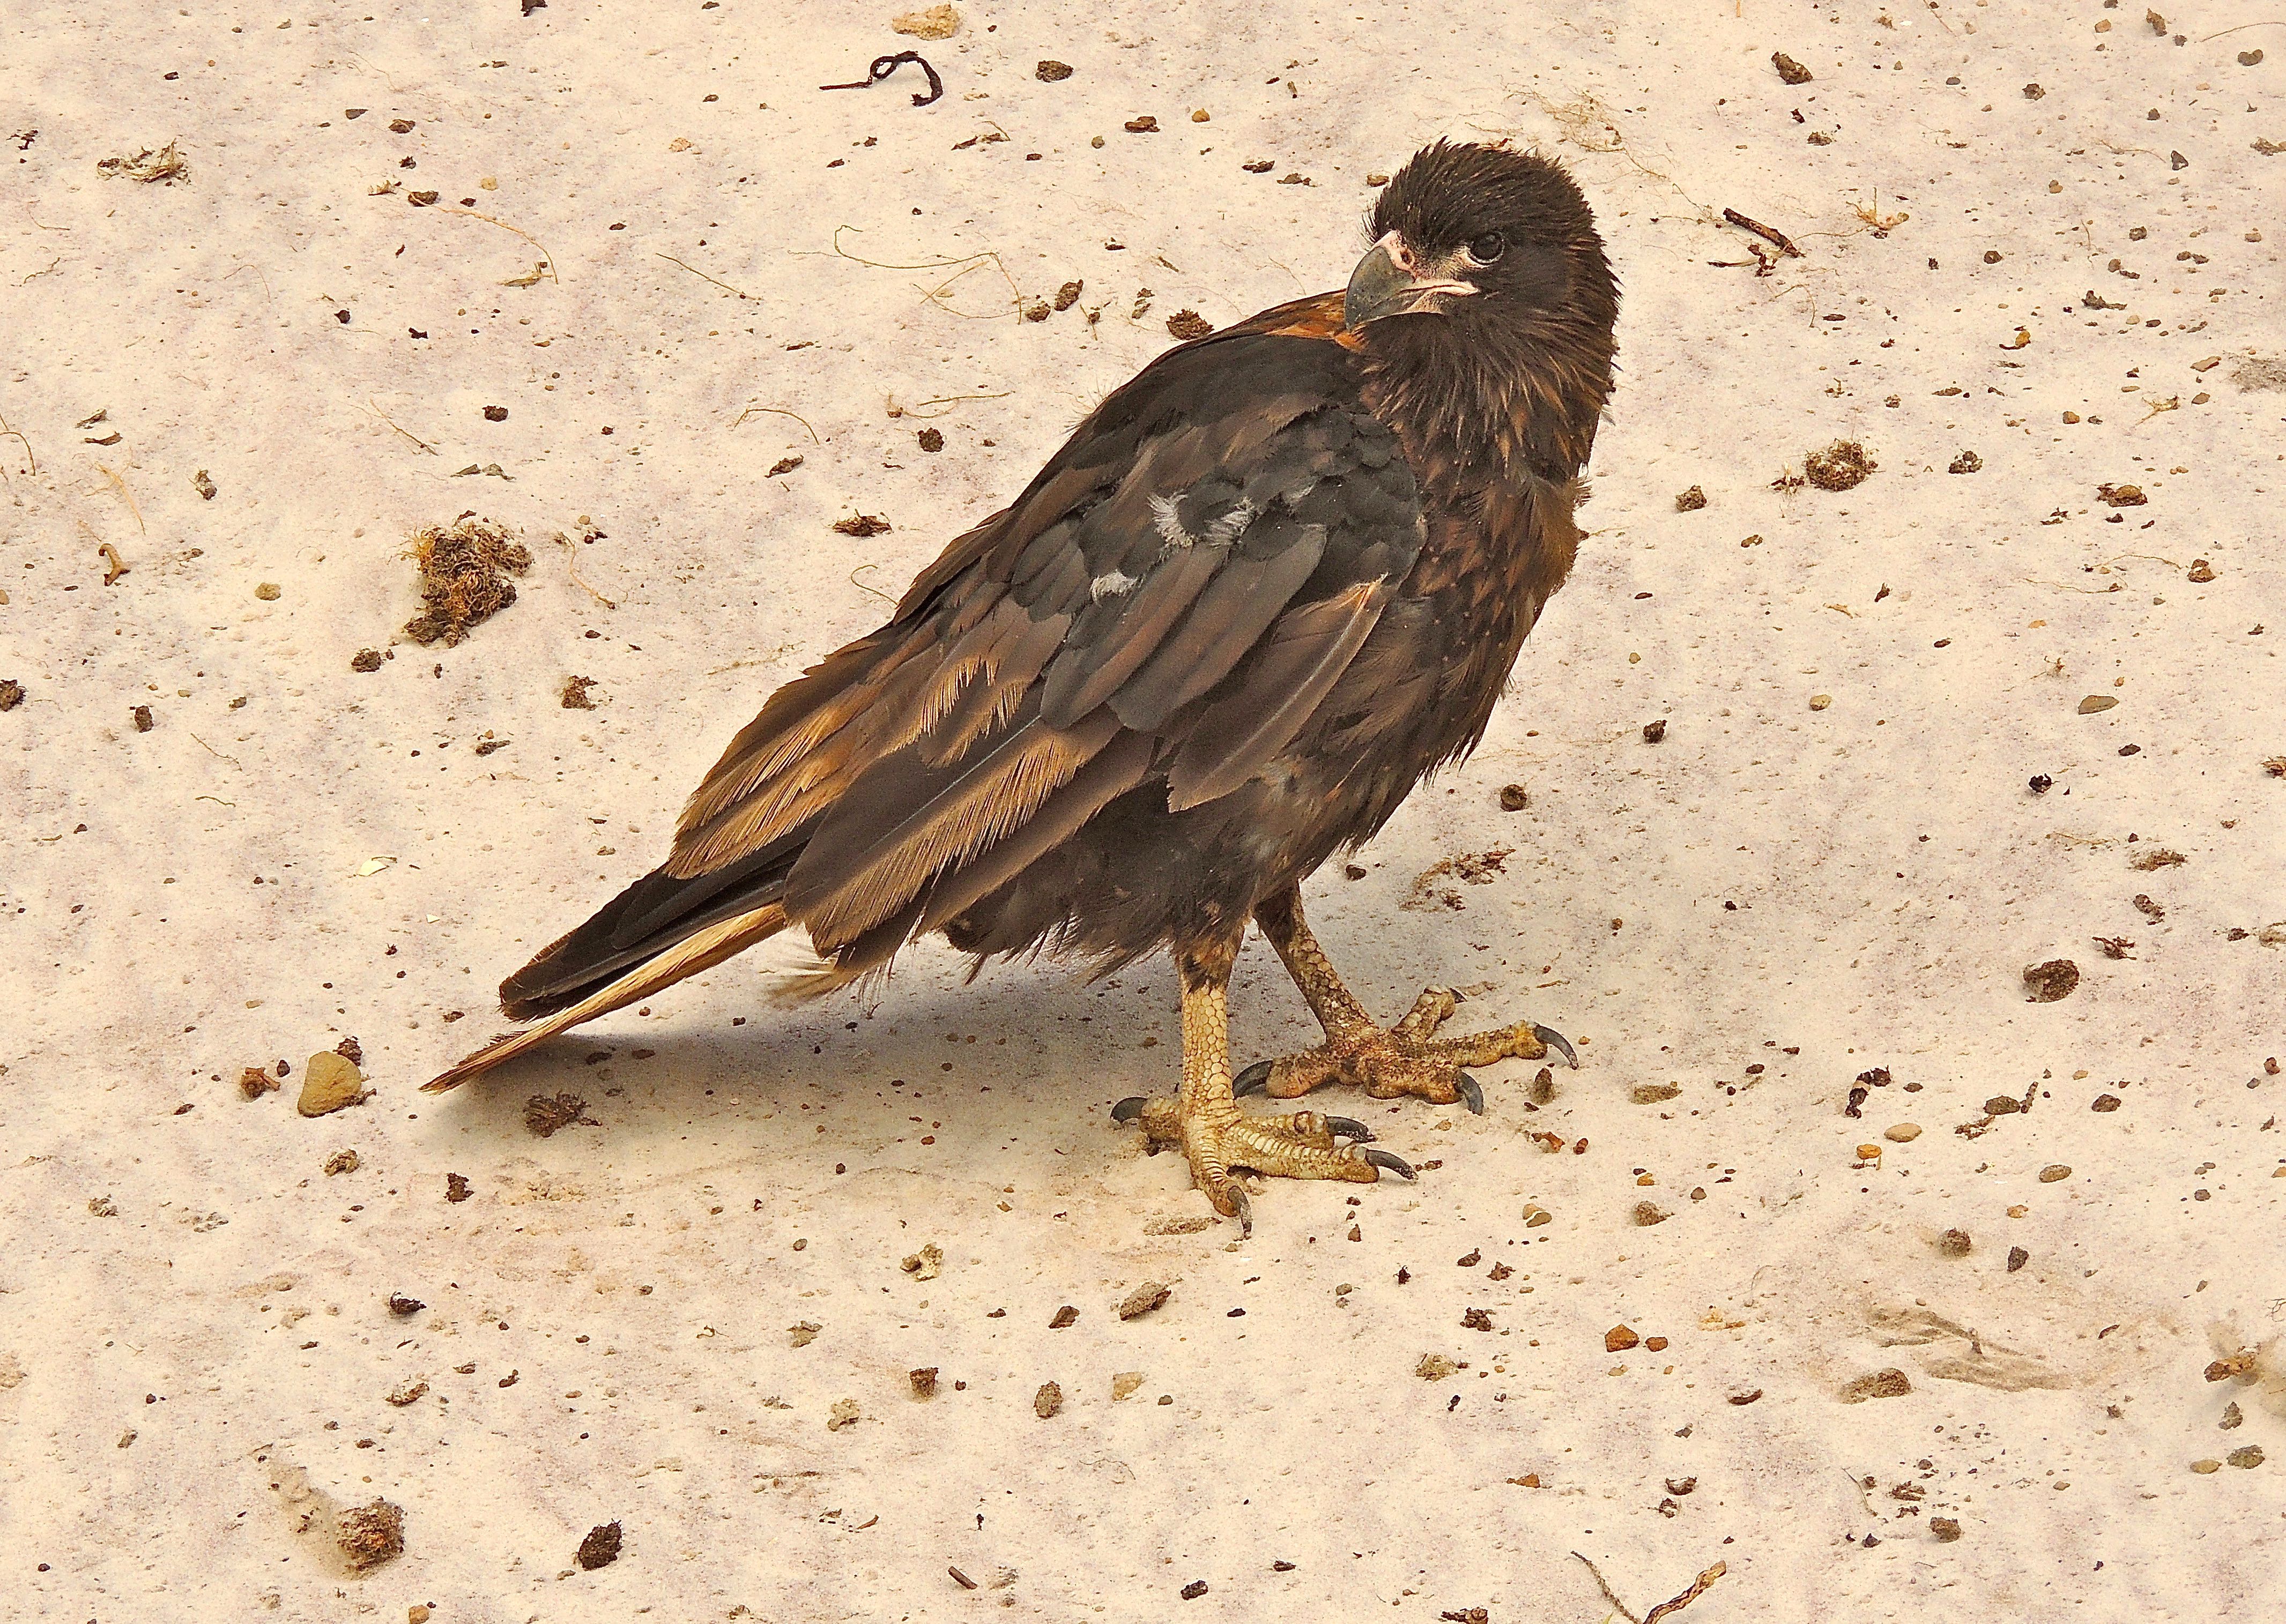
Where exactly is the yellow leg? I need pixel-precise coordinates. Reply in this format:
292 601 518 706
1243 885 1578 1113
1111 932 1412 1235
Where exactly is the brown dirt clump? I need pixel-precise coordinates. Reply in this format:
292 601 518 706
402 516 531 646
0 679 24 712
1166 309 1214 340
336 1498 405 1570
576 1521 623 1570
2023 959 2080 1002
560 674 598 709
1804 441 1877 491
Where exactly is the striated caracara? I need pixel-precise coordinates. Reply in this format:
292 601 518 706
427 139 1620 1234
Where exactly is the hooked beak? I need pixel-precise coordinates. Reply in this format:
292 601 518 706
1342 231 1478 331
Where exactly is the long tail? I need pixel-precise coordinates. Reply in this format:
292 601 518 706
422 903 788 1092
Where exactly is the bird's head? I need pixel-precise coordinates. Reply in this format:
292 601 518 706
1344 140 1612 340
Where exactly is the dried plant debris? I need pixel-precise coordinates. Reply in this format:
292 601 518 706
336 1499 405 1570
1033 1381 1064 1418
2097 482 2148 508
2023 959 2080 1002
0 679 23 712
1403 846 1512 911
1674 485 1707 511
1803 441 1876 491
524 1093 593 1137
403 517 531 646
575 1520 623 1570
99 141 190 183
901 1242 944 1280
1771 50 1813 84
1166 309 1213 340
1948 450 1983 474
1035 60 1073 81
240 1065 279 1099
350 648 385 674
833 513 891 537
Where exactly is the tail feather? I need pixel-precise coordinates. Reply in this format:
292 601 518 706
424 903 789 1092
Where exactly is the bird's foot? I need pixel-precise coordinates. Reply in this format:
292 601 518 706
1234 987 1578 1115
1109 1093 1410 1236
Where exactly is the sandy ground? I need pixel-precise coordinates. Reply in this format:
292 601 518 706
5 1 2285 1619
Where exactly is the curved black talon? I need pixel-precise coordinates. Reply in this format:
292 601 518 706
1111 1096 1148 1123
1228 1186 1253 1238
1455 1071 1485 1115
1231 1060 1273 1098
1323 1115 1376 1144
1534 1024 1581 1069
1363 1148 1417 1180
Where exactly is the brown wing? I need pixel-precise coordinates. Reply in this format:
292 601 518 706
489 294 1424 1024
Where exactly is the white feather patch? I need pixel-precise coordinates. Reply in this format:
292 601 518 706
1149 491 1193 550
1090 568 1140 602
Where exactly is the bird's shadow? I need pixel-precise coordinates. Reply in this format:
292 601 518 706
415 956 1205 1167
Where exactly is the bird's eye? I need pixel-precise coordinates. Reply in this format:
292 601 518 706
1467 232 1506 265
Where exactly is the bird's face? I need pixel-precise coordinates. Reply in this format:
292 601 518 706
1342 141 1601 336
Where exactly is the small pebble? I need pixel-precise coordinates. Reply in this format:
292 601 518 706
1809 693 1832 711
2228 1446 2266 1470
2191 1458 2222 1474
1605 1324 1640 1352
2007 1245 2029 1272
1118 1282 1172 1320
1034 1381 1064 1419
1937 1227 1972 1256
1886 1123 1921 1142
254 582 281 600
1929 1517 1962 1541
2038 1164 2072 1183
296 1051 370 1117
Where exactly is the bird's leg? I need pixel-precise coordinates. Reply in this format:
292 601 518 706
1111 932 1413 1235
1238 884 1578 1114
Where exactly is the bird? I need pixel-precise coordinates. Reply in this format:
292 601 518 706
427 139 1620 1234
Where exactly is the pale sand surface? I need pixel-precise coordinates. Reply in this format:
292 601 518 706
4 2 2284 1619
